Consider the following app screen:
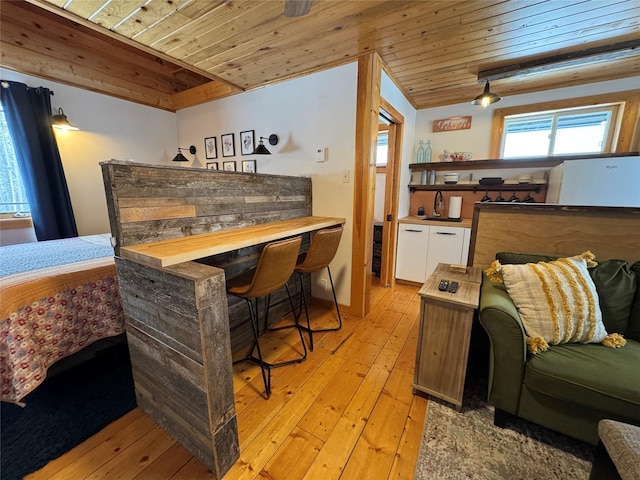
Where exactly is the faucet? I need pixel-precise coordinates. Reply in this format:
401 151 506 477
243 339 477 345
433 190 443 217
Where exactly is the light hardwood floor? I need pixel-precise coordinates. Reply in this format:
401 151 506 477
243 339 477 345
27 279 428 480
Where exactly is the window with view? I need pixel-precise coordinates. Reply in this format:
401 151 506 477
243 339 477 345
0 102 30 214
376 131 388 166
501 105 620 158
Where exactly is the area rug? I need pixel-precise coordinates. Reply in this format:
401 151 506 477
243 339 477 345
414 377 596 479
1 340 136 480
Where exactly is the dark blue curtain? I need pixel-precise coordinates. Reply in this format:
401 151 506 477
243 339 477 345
0 80 77 240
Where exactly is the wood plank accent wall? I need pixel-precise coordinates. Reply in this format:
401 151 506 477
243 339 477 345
101 160 314 478
101 160 313 351
101 160 312 251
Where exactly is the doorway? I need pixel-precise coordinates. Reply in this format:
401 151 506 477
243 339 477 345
376 101 403 289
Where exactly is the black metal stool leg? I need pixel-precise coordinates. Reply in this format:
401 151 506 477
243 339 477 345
297 272 314 351
327 265 342 327
245 298 271 398
285 282 307 359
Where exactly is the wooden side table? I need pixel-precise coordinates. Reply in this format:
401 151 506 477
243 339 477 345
413 263 482 410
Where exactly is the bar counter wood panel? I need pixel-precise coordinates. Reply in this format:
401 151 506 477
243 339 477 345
100 160 322 479
101 160 312 254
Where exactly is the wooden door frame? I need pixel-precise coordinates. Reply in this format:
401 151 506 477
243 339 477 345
378 99 404 288
350 52 403 317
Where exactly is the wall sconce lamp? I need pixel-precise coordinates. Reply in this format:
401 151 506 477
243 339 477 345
51 108 79 131
172 145 196 162
253 134 279 155
470 81 501 108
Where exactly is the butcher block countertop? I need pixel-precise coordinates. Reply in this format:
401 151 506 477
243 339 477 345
398 216 473 228
120 216 345 268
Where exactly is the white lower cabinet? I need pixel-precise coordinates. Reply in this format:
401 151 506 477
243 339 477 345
396 223 470 283
395 223 429 283
425 226 469 279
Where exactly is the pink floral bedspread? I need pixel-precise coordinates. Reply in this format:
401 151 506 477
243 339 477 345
0 258 125 405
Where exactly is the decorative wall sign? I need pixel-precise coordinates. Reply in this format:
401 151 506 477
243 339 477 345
221 133 235 157
432 116 472 133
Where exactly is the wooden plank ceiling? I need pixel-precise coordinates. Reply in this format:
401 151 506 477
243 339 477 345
2 0 639 112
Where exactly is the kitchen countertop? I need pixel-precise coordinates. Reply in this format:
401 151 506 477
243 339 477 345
398 216 473 228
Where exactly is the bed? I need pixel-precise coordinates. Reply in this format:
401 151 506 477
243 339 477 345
0 234 125 405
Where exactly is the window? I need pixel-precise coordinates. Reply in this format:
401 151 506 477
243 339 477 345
376 131 388 167
0 102 30 214
502 105 619 158
489 90 639 159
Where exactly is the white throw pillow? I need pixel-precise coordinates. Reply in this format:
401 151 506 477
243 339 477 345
485 252 625 353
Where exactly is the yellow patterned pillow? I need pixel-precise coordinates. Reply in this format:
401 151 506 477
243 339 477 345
485 252 626 353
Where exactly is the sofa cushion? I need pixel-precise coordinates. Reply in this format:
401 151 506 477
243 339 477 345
590 260 637 335
525 340 640 417
628 261 640 342
496 252 558 265
488 252 612 353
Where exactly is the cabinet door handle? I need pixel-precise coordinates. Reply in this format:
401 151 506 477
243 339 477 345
435 232 456 235
405 229 423 233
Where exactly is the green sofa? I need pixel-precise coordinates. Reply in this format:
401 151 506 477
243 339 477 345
478 255 640 445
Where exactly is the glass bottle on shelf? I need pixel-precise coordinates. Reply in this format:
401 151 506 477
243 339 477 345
416 140 425 163
425 140 432 163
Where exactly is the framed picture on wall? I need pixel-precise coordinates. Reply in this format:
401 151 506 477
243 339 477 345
204 137 217 159
242 160 256 173
223 161 236 171
221 133 235 157
206 162 218 170
240 130 255 155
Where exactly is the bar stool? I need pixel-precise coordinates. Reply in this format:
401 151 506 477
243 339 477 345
226 236 306 398
294 225 343 351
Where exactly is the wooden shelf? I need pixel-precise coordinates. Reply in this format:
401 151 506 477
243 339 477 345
408 152 638 172
409 183 547 193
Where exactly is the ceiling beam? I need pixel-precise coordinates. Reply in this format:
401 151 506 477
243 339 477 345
478 39 640 82
24 0 239 90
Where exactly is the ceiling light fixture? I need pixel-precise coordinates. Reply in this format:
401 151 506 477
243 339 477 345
470 81 501 108
253 134 279 155
51 108 79 131
172 145 196 162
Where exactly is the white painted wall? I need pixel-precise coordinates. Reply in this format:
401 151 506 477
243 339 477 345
176 63 358 305
0 69 178 236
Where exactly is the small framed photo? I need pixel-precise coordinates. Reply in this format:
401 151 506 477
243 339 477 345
206 162 218 170
204 137 217 159
242 160 256 173
223 161 236 172
240 130 255 155
221 133 235 157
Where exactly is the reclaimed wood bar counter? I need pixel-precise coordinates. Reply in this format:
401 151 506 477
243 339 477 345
101 160 343 479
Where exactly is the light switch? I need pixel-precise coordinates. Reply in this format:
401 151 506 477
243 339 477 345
316 147 327 162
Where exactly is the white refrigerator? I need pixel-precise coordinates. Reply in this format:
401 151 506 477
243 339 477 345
546 156 640 207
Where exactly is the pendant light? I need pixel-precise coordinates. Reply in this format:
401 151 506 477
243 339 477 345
471 81 501 108
51 108 79 131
